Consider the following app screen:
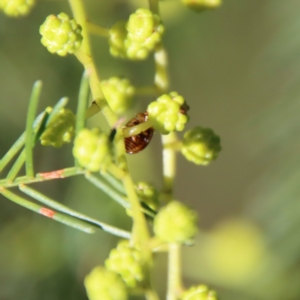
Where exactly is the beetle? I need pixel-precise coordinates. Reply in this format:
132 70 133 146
124 102 189 154
124 112 154 154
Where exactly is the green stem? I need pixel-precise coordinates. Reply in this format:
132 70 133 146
19 184 131 239
85 172 130 209
161 132 177 202
70 0 150 252
25 80 43 178
123 120 153 137
0 132 25 172
154 43 169 93
46 97 69 126
69 0 117 128
1 167 84 188
135 85 159 96
6 149 26 182
0 188 96 234
167 243 182 300
100 170 125 194
86 22 110 37
122 174 150 245
76 71 90 135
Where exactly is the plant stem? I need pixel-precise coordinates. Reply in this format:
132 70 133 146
76 71 90 135
0 167 84 188
135 85 159 96
19 184 131 239
46 97 68 126
69 0 117 128
0 132 25 172
70 0 150 253
25 80 42 178
0 187 96 234
100 170 125 194
85 172 130 209
6 149 26 182
167 243 182 300
123 120 153 137
86 22 110 37
122 174 150 245
161 132 177 202
154 43 169 93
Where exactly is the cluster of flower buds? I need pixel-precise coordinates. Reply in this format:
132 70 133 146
40 108 76 148
72 128 111 172
0 0 35 17
39 13 83 56
109 8 164 60
100 77 135 115
181 284 218 300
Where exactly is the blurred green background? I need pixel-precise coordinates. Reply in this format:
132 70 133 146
1 0 300 299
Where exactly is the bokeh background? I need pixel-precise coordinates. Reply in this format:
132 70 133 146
1 0 300 299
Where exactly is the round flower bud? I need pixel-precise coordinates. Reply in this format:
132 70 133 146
100 77 135 115
109 21 128 58
135 181 159 212
181 127 221 165
154 201 198 244
72 128 111 172
84 266 128 300
0 0 35 17
40 13 83 56
40 108 76 148
147 92 189 134
105 240 147 289
125 8 164 60
181 285 218 300
181 0 222 12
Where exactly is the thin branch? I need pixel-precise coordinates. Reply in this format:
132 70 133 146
0 187 96 234
25 80 43 178
19 184 131 239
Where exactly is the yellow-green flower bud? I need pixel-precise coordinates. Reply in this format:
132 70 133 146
72 128 111 172
40 108 76 148
181 127 221 165
135 181 159 212
181 285 218 300
0 0 35 17
109 21 128 58
147 92 189 134
154 201 198 244
40 13 83 56
84 266 128 300
181 0 222 12
125 8 164 60
101 77 135 115
105 240 147 289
